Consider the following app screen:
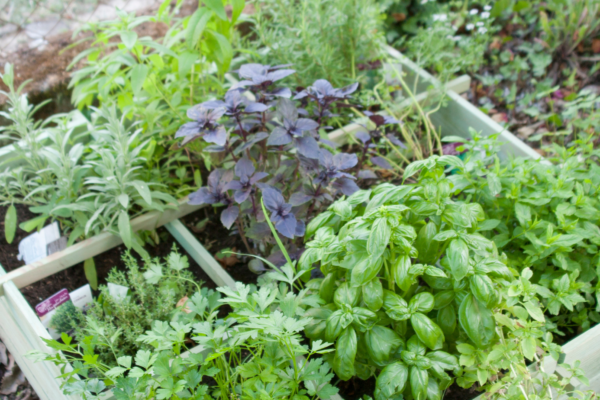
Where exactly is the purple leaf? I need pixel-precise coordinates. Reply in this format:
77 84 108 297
334 178 360 196
337 82 359 96
289 191 313 206
221 206 240 229
224 180 244 191
295 118 319 131
245 102 270 113
294 135 320 158
203 125 228 146
386 134 406 148
313 79 334 95
267 127 292 146
318 148 334 167
371 156 392 169
204 145 226 152
271 87 292 98
235 157 255 179
262 187 285 211
175 122 200 139
188 187 217 205
239 64 266 79
234 188 251 204
275 213 297 239
334 153 358 170
267 69 296 82
295 219 306 237
278 98 298 121
250 171 269 185
358 169 378 179
355 130 371 144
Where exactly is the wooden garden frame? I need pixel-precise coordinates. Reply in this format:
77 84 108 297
1 50 598 400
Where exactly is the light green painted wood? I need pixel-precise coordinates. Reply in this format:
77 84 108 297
0 198 205 292
0 266 78 400
386 46 541 160
165 219 236 289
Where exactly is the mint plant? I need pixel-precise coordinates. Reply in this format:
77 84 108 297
447 132 600 335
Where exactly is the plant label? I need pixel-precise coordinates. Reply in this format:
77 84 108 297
17 222 62 264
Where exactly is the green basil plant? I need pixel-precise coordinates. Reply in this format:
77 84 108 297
299 155 512 400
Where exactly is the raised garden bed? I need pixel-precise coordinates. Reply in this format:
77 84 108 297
1 50 598 400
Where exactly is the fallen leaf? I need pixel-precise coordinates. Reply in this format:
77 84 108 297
176 296 192 314
489 38 502 50
517 126 536 139
491 113 508 123
392 12 406 22
216 247 240 268
593 39 600 53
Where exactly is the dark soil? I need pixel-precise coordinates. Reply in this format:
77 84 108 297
180 206 260 286
336 377 481 400
0 204 37 273
0 204 217 309
337 376 376 400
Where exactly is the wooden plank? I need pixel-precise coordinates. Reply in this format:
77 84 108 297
165 219 236 290
0 198 204 291
555 323 600 392
0 265 77 400
385 46 541 160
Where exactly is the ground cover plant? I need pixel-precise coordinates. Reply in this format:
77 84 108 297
447 132 600 337
395 0 600 151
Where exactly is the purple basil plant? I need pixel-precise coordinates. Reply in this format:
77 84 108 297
177 63 403 268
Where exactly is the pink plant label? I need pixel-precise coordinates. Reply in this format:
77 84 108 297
35 289 70 317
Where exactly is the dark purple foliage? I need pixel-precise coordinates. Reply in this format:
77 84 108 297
176 105 227 146
176 63 407 268
225 157 268 203
262 187 302 239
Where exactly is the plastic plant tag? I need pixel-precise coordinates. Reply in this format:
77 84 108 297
108 282 129 303
35 289 71 339
70 284 93 311
17 222 62 264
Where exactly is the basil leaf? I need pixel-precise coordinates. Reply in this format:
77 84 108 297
470 274 495 306
333 327 357 381
334 282 360 307
409 292 434 313
410 313 444 350
410 366 429 400
437 304 457 336
368 217 390 259
447 238 470 281
364 326 404 367
351 256 383 287
376 362 408 398
383 290 410 321
325 310 345 342
363 279 384 311
458 294 495 348
415 222 439 264
392 254 412 291
304 308 332 340
426 377 442 400
319 273 336 303
433 291 454 310
352 307 378 332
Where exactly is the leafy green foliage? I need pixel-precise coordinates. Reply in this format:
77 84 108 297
300 155 510 399
73 248 205 366
31 267 339 400
50 300 84 336
248 0 385 87
448 132 600 334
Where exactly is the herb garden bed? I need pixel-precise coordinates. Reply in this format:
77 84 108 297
1 49 598 400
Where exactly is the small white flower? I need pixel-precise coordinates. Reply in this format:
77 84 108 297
421 0 428 4
469 8 479 15
484 5 492 11
433 13 448 21
466 23 475 31
478 27 488 34
481 11 490 18
477 21 484 26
